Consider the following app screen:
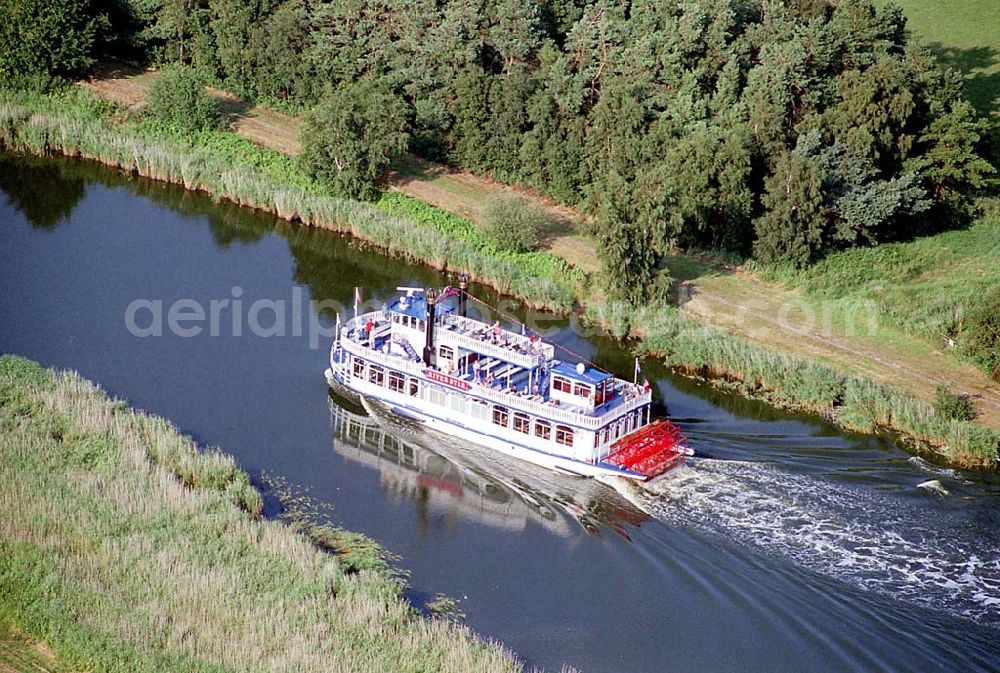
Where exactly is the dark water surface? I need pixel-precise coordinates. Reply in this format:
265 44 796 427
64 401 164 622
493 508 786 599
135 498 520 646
2 153 999 673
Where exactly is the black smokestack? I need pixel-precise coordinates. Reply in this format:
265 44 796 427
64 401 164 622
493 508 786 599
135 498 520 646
423 288 437 367
458 273 468 318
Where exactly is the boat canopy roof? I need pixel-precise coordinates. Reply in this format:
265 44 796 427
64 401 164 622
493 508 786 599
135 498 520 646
550 361 614 386
388 293 453 321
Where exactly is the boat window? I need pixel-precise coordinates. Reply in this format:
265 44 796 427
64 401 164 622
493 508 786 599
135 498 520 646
388 371 405 393
416 319 425 331
534 420 551 441
601 427 610 445
352 359 365 378
439 345 454 361
513 412 530 434
470 399 489 421
408 378 420 397
492 405 509 427
553 376 572 393
573 383 591 398
429 387 446 406
555 425 574 447
368 365 384 386
449 394 466 413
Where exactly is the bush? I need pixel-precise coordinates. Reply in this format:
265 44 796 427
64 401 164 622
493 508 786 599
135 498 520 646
144 66 222 133
299 80 409 201
934 385 976 421
963 286 1000 380
482 194 544 253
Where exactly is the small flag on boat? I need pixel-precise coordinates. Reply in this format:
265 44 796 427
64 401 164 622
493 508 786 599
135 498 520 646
634 357 641 384
354 286 362 307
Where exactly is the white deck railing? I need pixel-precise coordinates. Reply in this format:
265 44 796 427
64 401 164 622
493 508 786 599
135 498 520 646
338 313 650 431
439 314 554 369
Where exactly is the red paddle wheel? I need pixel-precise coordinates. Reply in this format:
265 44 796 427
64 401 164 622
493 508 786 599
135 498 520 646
604 420 688 480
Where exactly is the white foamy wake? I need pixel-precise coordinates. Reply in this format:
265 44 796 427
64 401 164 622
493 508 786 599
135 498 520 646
627 459 1000 628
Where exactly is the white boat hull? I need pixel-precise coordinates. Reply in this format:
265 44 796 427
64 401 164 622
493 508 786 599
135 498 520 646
326 368 646 481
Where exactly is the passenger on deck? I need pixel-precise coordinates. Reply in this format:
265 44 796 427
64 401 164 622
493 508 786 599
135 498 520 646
365 318 375 346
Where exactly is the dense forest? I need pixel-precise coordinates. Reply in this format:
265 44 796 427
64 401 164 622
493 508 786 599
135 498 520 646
1 0 994 301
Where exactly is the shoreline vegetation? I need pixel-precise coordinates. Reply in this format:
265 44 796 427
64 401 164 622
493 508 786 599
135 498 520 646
1 86 997 469
0 354 523 673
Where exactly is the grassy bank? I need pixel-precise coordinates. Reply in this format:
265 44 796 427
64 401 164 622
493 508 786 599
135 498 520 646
631 306 998 466
0 354 520 673
751 210 1000 365
1 86 996 468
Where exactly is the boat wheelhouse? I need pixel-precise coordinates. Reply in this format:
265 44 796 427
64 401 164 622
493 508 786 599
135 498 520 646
325 281 691 481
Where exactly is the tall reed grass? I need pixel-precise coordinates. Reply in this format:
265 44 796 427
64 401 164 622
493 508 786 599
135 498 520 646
0 355 521 673
1 86 995 467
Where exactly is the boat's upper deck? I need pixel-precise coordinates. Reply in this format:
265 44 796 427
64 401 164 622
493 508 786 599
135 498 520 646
339 310 650 431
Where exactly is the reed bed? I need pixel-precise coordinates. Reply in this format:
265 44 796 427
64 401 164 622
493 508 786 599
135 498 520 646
0 355 522 673
1 87 996 467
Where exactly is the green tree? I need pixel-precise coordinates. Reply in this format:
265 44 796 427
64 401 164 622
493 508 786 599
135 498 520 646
662 124 754 251
824 55 916 168
0 0 108 89
249 0 311 101
584 77 656 205
144 65 222 132
206 0 261 96
753 150 830 267
299 80 410 200
144 0 203 64
798 132 930 244
483 65 535 181
596 172 666 304
905 99 995 208
65 0 995 275
448 68 491 170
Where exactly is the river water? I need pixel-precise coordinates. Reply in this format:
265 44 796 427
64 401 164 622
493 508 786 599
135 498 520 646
2 152 998 673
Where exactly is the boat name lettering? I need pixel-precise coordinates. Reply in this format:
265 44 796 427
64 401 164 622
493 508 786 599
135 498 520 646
424 369 471 390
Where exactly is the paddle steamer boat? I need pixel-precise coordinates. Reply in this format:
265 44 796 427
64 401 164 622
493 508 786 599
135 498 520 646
325 279 691 481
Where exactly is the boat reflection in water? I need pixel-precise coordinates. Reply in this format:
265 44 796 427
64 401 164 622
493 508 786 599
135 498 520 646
328 392 649 539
